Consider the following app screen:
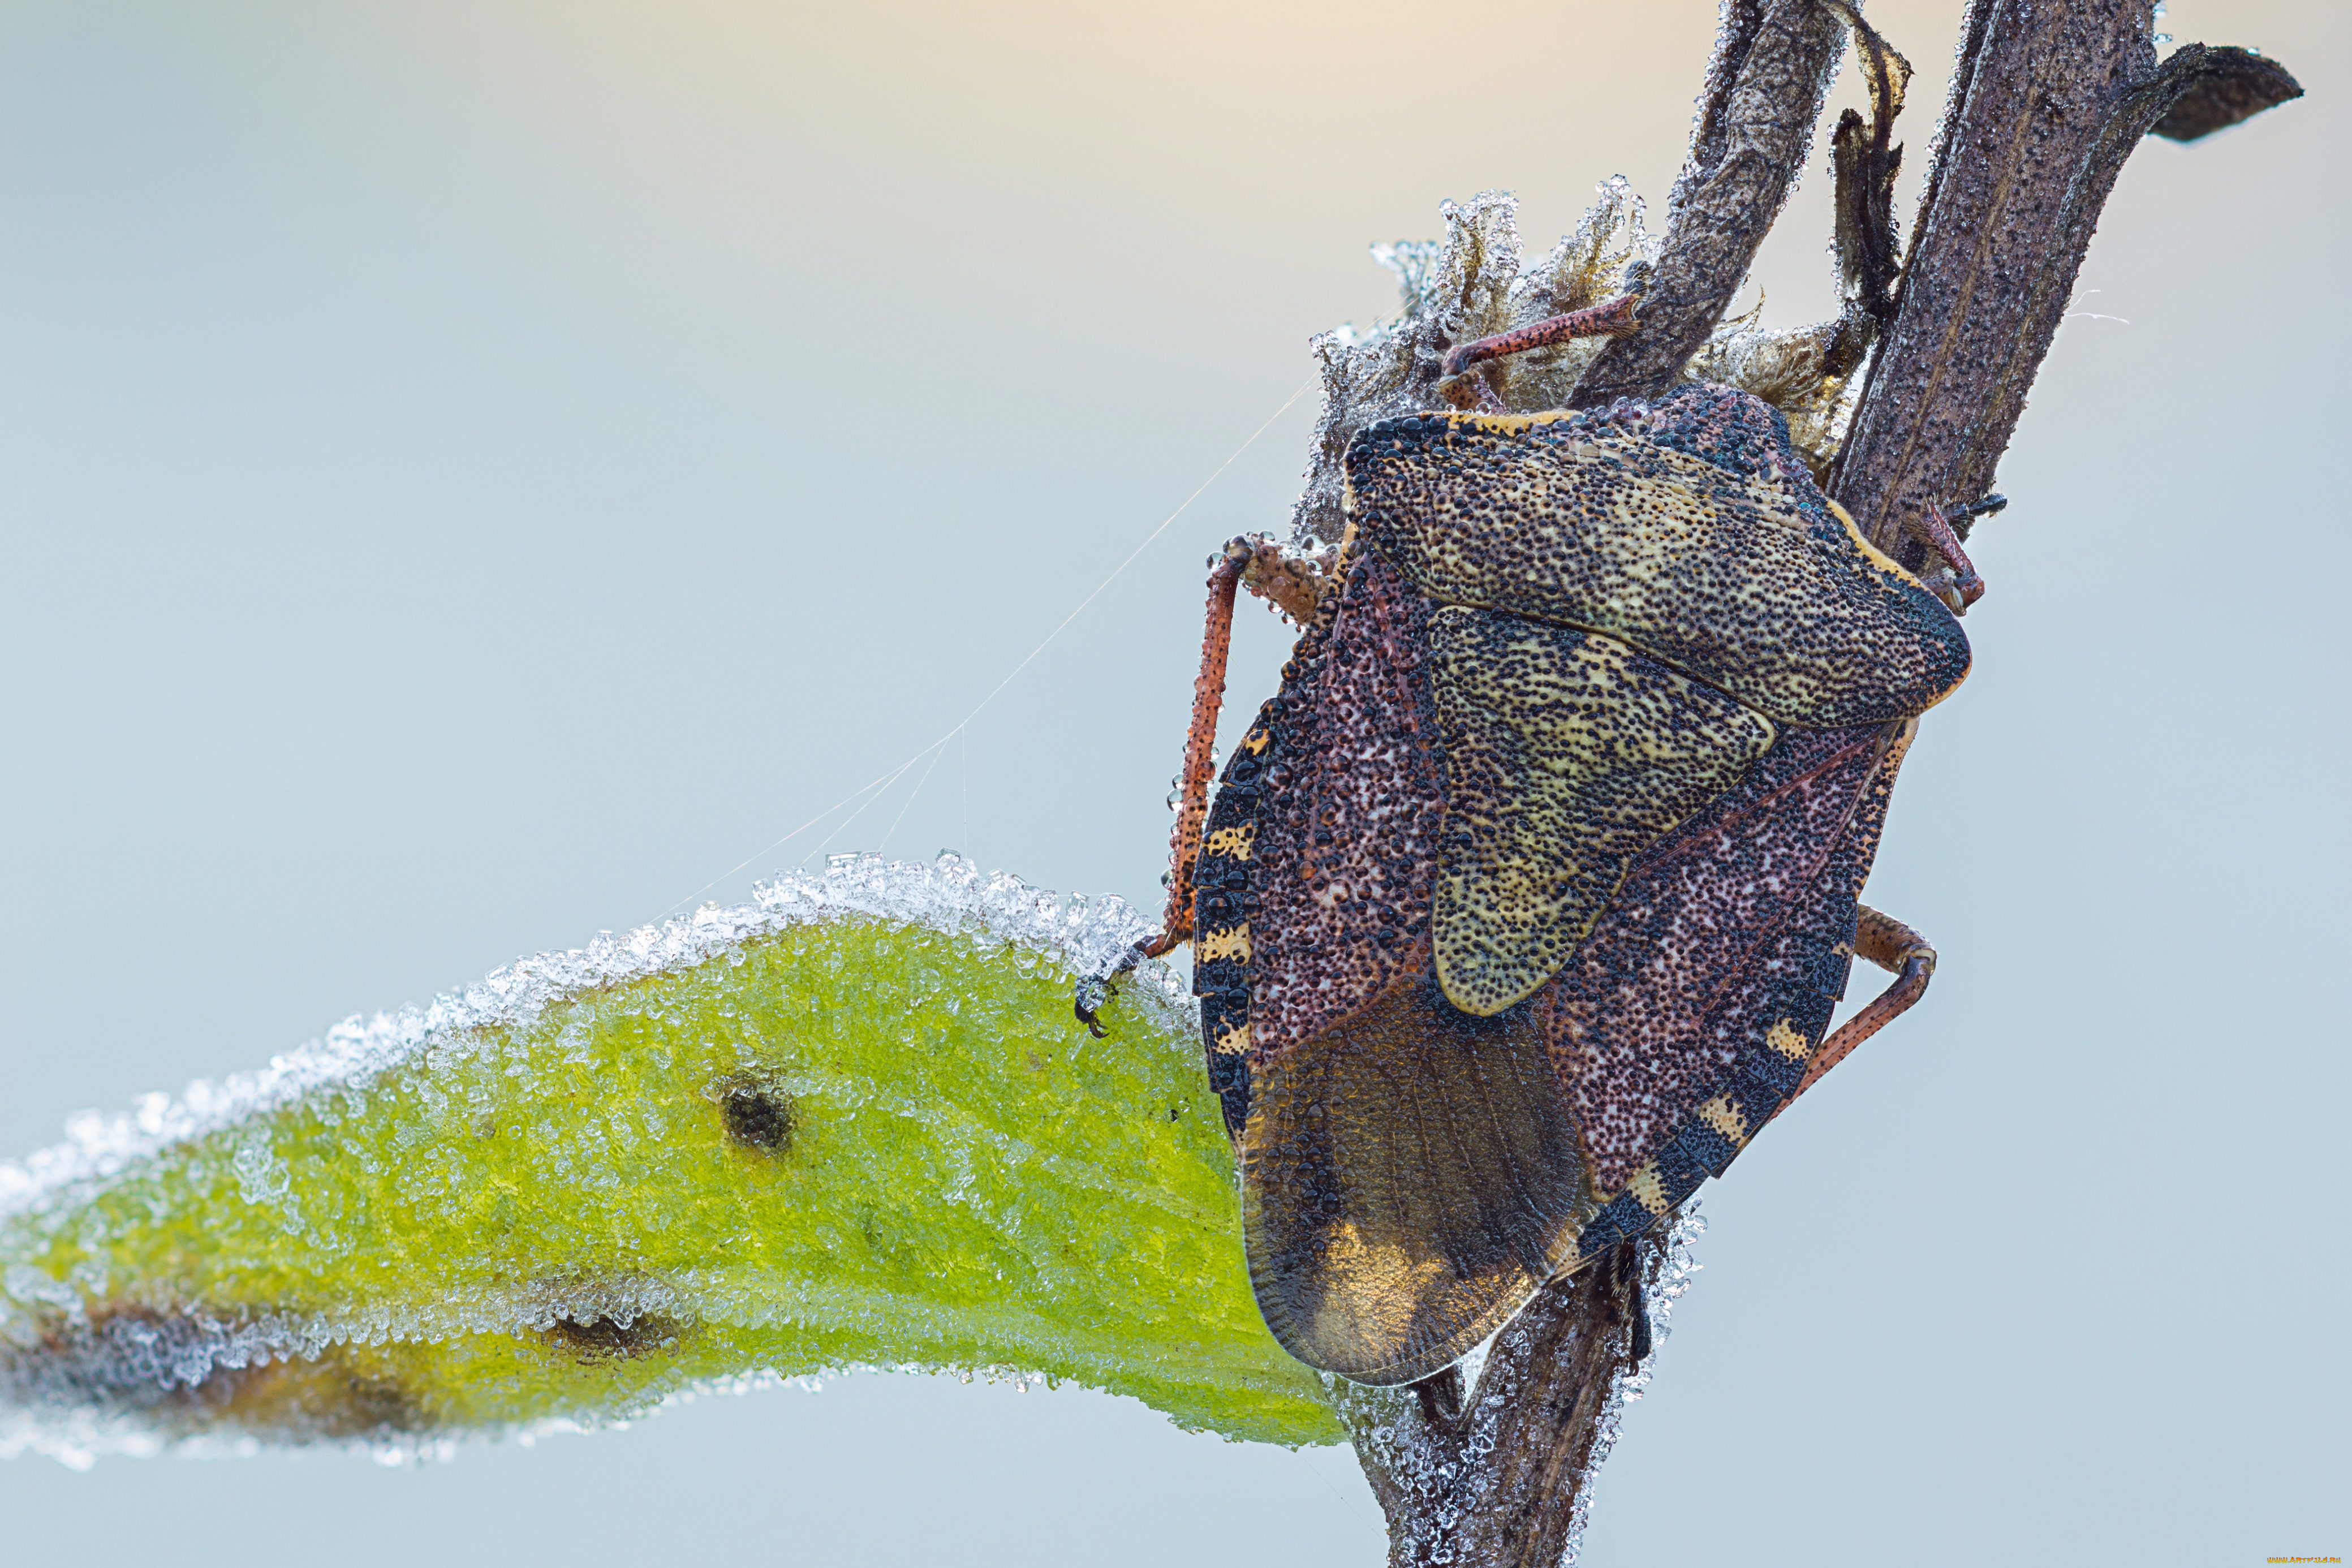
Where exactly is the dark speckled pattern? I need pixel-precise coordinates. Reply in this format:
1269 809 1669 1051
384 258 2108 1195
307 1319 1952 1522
1185 385 1959 1382
1349 387 1970 726
1248 552 1448 1062
1538 725 1885 1195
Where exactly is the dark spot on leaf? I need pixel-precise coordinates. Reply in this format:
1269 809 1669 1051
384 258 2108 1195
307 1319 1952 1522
543 1312 682 1363
25 1306 433 1440
721 1084 794 1151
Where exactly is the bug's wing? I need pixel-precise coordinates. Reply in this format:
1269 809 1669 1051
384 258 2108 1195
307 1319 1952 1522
1242 969 1589 1388
1223 553 1451 1070
1539 722 1904 1247
1347 387 1971 727
1426 606 1775 1018
1218 555 1594 1386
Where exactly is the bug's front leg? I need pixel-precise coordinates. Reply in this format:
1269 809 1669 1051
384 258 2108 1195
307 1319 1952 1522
1435 293 1642 411
1074 538 1251 1037
1780 903 1937 1105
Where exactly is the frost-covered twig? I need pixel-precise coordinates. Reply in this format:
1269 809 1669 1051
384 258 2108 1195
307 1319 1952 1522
1830 6 2301 558
1294 2 2299 1562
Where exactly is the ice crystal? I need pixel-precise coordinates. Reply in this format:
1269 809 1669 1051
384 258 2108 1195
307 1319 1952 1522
1292 176 1865 545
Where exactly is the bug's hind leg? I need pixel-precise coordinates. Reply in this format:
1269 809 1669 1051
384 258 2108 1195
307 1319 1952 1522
1783 904 1936 1104
1410 1364 1469 1435
1436 294 1642 411
1073 539 1250 1037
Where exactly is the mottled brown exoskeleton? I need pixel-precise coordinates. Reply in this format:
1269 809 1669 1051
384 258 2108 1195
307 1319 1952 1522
1085 316 1972 1386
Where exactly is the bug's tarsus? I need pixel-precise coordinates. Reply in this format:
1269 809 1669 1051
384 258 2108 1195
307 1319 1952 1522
1410 1364 1471 1435
1947 492 2008 525
1074 943 1147 1038
1780 902 1937 1110
1910 498 1991 613
1610 1241 1653 1367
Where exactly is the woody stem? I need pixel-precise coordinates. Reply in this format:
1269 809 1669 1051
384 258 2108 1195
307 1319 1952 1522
1345 1 2242 1563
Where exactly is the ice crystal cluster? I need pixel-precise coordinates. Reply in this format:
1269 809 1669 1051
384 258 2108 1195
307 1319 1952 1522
1290 179 1660 546
1293 178 1859 548
0 854 1343 1467
1335 1208 1708 1568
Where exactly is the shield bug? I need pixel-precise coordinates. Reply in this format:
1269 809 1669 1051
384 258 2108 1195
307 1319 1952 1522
1085 310 1970 1386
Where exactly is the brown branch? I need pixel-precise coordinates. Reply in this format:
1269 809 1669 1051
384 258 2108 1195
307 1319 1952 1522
1829 5 2302 559
1570 0 1845 407
1336 5 2301 1565
1344 1230 1678 1568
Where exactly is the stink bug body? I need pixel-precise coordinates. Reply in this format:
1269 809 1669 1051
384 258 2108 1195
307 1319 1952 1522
1095 363 1968 1387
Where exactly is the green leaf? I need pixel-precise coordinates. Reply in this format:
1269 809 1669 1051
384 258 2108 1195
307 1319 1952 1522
0 855 1343 1464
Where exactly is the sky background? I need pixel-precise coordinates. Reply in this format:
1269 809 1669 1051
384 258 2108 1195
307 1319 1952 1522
1 1 2344 1563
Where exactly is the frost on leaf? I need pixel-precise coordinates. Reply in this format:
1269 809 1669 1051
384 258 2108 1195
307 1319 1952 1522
0 854 1342 1467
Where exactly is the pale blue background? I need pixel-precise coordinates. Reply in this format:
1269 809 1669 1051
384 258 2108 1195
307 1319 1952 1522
1 1 2343 1562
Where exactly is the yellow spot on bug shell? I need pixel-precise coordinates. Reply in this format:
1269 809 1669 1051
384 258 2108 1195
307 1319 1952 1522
1213 1019 1251 1056
1205 822 1256 859
1197 925 1251 963
1441 409 1587 441
1698 1095 1750 1147
1766 1018 1810 1061
1240 729 1271 757
1627 1164 1671 1217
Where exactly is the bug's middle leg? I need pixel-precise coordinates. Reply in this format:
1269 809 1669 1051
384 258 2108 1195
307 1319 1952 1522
1073 539 1250 1036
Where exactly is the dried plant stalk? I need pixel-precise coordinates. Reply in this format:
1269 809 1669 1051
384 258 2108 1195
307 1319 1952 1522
1340 3 2300 1562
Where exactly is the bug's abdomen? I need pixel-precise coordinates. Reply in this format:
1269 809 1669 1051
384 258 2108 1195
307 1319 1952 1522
1192 709 1268 1139
1555 721 1917 1261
